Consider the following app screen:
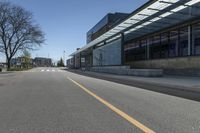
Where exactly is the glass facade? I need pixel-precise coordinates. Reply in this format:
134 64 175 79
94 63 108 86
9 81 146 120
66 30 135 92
179 27 188 56
124 21 200 63
160 32 169 58
169 30 178 57
150 35 160 59
124 39 147 62
192 23 200 55
141 39 147 60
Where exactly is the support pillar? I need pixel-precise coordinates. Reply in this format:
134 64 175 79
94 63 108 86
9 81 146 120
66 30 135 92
188 6 192 56
188 25 192 56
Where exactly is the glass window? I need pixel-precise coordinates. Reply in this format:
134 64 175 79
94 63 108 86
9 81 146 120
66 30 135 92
125 49 132 62
124 41 139 62
180 27 188 56
192 23 200 55
141 39 147 47
124 44 129 51
150 35 161 59
147 37 153 59
124 39 146 62
169 30 178 57
139 39 146 60
161 32 169 58
134 40 142 61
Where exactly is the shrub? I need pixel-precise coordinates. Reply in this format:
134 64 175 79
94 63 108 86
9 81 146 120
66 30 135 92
8 68 31 71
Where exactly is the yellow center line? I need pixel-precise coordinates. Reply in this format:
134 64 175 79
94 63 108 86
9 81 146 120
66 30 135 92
67 77 156 133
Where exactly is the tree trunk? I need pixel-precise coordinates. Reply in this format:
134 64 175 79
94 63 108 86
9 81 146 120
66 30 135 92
7 58 11 70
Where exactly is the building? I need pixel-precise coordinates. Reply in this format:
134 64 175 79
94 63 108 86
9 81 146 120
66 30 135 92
66 58 74 69
0 62 6 68
11 57 33 68
87 13 129 43
70 0 200 76
73 13 129 69
33 57 52 67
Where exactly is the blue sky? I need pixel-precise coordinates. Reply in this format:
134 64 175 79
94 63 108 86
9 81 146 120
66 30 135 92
1 0 147 62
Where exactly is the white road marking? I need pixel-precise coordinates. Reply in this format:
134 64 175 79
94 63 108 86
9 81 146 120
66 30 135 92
38 69 62 72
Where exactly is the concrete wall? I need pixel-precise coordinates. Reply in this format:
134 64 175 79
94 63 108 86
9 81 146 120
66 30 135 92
90 66 163 77
93 39 121 66
126 56 200 69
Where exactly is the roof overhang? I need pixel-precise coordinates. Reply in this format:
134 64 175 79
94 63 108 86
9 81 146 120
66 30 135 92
70 0 200 56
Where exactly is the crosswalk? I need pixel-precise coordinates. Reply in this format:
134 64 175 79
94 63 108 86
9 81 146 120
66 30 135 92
40 69 62 72
23 68 63 73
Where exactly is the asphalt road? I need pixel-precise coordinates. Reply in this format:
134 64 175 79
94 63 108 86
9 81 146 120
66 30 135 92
0 67 200 133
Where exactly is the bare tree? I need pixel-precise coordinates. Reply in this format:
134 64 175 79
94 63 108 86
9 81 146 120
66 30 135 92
0 2 45 70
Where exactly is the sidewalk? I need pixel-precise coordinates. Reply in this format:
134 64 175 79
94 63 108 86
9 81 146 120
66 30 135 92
67 69 200 101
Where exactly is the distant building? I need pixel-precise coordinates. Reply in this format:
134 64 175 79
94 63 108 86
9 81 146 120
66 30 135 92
11 57 33 68
0 62 7 68
11 57 22 67
33 57 52 67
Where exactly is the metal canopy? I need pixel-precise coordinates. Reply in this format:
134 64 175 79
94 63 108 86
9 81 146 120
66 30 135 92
70 0 200 56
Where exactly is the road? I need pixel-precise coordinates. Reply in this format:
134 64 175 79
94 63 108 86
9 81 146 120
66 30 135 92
0 67 200 133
